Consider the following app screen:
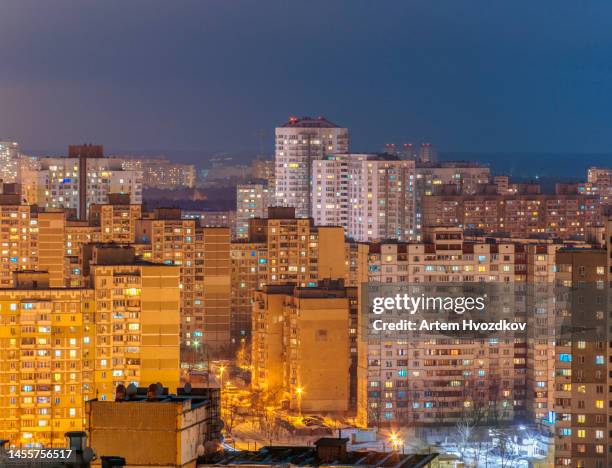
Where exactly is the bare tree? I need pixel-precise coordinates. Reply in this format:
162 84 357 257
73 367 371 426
452 374 496 467
258 407 279 442
455 418 475 461
222 393 242 435
460 375 488 426
471 439 492 468
236 339 251 370
491 432 521 468
486 375 503 425
250 386 284 441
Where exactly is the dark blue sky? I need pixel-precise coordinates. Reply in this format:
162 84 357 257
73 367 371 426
1 1 612 161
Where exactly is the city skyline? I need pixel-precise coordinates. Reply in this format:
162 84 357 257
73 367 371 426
0 141 610 466
12 140 612 180
3 3 612 466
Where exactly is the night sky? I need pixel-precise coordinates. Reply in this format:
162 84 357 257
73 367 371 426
1 1 612 162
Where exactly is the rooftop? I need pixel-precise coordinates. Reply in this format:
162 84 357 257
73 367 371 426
279 116 343 129
89 384 219 411
416 160 489 169
200 443 438 468
557 246 606 253
324 152 401 161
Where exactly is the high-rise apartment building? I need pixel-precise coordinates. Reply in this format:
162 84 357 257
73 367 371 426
311 154 352 228
553 247 609 467
587 167 612 187
275 116 348 218
230 208 347 347
0 273 95 448
136 212 199 342
229 241 267 348
18 156 41 206
90 248 181 399
0 200 66 289
89 194 141 244
0 199 38 288
247 208 347 286
312 153 417 241
415 162 490 196
121 158 196 189
0 141 20 183
524 244 558 428
36 211 68 288
422 192 602 239
252 281 352 413
346 155 415 242
355 227 561 427
136 213 232 357
414 162 490 239
235 184 271 239
23 145 143 220
584 167 612 206
199 227 231 357
0 201 234 361
0 257 181 448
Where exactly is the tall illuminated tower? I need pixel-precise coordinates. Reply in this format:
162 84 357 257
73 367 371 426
274 116 348 218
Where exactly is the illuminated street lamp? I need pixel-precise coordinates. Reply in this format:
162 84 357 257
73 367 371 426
388 432 404 453
295 386 304 417
191 339 200 369
218 364 226 391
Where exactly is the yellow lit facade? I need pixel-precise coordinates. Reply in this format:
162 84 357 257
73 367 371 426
252 283 351 414
0 203 37 288
90 263 181 401
0 263 181 448
91 202 141 244
136 217 199 344
0 205 66 289
136 217 232 357
231 209 346 348
65 221 100 287
0 286 94 447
